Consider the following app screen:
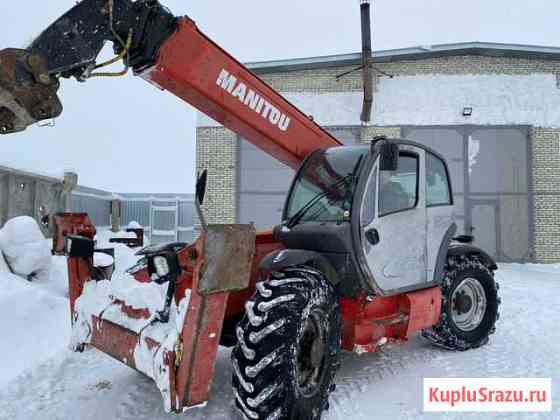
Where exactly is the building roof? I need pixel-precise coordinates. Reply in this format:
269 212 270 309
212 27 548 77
246 42 560 74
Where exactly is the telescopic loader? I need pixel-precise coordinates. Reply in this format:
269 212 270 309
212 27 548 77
0 1 501 418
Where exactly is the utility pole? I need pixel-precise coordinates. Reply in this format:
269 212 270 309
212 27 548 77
360 0 374 125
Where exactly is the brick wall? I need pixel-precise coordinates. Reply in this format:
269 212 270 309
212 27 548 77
196 127 237 224
531 127 560 262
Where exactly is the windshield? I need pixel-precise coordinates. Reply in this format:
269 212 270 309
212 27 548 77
285 147 369 223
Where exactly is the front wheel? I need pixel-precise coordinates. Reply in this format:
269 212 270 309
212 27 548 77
231 267 342 420
422 255 501 351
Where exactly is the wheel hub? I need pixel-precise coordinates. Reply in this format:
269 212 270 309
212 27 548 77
296 311 327 398
451 277 487 332
454 291 473 315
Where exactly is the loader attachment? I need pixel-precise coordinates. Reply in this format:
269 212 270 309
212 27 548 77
0 49 62 134
57 214 256 412
0 0 177 135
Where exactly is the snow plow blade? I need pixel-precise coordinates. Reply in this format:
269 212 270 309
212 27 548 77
0 48 62 134
57 214 256 413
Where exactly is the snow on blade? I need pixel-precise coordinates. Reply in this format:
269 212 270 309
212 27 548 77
93 252 114 268
132 292 192 413
70 280 113 350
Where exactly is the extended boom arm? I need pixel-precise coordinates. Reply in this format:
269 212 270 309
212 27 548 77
0 0 341 168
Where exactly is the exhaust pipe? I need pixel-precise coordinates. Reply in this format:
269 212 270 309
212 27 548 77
360 0 373 124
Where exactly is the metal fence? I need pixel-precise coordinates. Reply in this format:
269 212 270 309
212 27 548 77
71 187 198 245
0 166 198 245
70 186 113 228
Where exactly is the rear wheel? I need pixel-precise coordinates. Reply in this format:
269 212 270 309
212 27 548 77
231 267 341 420
422 255 500 351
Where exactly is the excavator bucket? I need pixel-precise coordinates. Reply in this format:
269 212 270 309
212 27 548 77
57 213 256 412
0 48 62 134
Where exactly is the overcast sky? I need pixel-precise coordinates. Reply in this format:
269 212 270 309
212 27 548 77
0 0 558 193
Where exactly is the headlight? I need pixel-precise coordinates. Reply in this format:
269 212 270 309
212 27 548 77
153 256 170 277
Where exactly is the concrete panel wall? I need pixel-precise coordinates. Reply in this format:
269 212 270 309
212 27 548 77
0 166 68 237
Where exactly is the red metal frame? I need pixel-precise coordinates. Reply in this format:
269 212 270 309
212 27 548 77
339 288 442 353
52 213 96 255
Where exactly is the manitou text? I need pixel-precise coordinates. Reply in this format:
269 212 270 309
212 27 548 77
216 69 291 132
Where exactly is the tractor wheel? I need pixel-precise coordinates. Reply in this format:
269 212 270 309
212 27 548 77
231 267 342 420
422 255 500 351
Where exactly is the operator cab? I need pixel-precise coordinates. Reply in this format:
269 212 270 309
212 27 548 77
275 138 456 297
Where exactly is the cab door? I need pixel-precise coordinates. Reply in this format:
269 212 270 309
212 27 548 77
359 145 428 295
425 152 456 282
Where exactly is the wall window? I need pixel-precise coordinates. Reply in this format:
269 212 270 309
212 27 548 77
426 153 452 206
379 154 419 216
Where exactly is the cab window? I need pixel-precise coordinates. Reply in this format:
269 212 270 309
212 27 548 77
426 152 452 206
379 154 419 216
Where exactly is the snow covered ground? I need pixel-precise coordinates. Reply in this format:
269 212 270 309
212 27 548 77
0 229 558 419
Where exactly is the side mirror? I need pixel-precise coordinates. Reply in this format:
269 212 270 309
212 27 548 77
195 170 209 231
196 170 208 205
379 142 399 171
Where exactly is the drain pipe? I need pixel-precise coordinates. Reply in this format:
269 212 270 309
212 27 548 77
360 0 373 125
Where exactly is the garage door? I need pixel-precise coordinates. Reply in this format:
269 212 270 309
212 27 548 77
238 128 359 230
404 126 532 262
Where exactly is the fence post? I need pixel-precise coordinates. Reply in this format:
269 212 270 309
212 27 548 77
62 172 78 211
111 199 121 232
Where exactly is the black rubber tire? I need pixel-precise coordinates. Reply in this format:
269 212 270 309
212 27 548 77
422 255 501 351
231 267 342 420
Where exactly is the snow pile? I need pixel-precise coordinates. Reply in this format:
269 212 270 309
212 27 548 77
0 252 69 386
0 216 155 386
0 216 51 280
0 248 10 273
127 221 142 229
